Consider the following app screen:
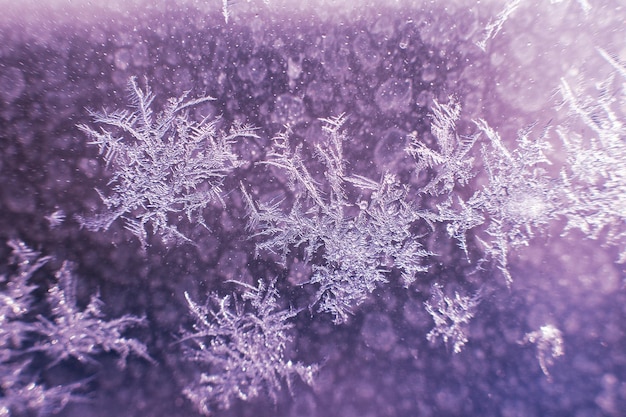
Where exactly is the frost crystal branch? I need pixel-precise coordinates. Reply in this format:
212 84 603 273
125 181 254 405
0 361 85 417
44 209 66 229
476 0 590 52
243 116 431 323
1 240 51 358
32 261 152 368
181 280 317 415
77 76 257 248
407 97 477 196
424 283 481 354
475 0 522 51
1 241 152 417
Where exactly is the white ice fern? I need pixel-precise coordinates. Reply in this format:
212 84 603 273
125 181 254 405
181 279 317 415
243 115 431 324
406 96 478 196
0 241 151 417
77 76 257 248
31 261 153 368
1 241 80 416
429 118 558 285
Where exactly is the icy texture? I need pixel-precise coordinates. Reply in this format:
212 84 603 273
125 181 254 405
416 100 558 283
0 242 81 416
32 261 152 368
476 0 522 51
558 50 626 261
2 2 625 415
44 209 66 229
406 96 477 196
1 240 50 360
470 119 559 284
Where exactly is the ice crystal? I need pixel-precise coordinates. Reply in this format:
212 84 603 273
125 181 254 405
1 241 152 417
44 209 66 229
424 283 481 354
476 0 590 51
407 97 478 196
181 279 317 415
0 361 85 417
243 115 431 324
77 76 257 248
522 324 564 380
32 261 152 368
456 119 558 284
1 240 51 359
476 0 522 51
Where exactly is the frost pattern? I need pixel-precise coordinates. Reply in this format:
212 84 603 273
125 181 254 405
181 280 317 415
424 283 481 354
411 48 626 287
471 120 559 283
0 364 85 417
428 118 558 284
44 209 66 229
1 240 50 360
521 324 564 380
0 241 76 417
243 116 431 324
77 76 257 248
0 241 151 416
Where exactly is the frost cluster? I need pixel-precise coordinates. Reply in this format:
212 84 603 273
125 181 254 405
77 76 257 248
180 280 317 415
62 32 626 413
424 283 481 354
242 115 432 324
0 241 151 416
